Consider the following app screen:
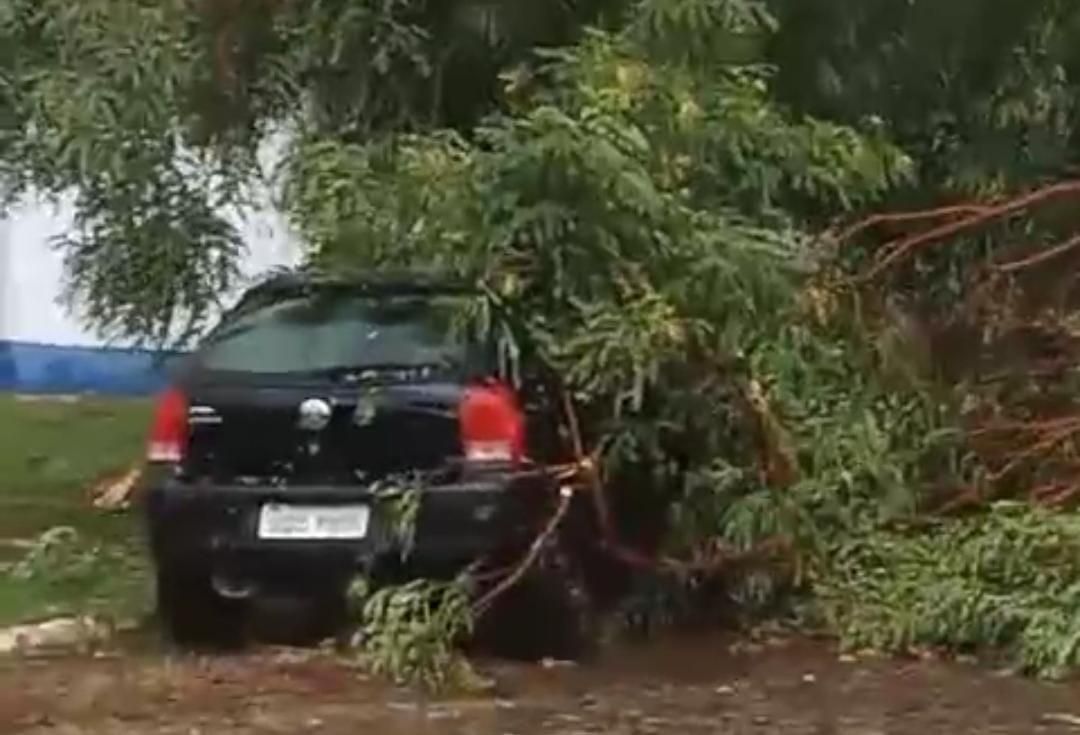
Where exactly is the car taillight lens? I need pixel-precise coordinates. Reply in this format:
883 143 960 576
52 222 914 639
459 382 525 465
147 388 188 463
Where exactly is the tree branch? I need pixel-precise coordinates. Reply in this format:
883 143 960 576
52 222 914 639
994 234 1080 274
848 181 1080 281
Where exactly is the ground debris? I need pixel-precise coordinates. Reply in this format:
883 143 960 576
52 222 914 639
1043 712 1080 727
541 658 577 669
88 465 143 511
13 394 81 404
0 616 112 655
2 638 1080 734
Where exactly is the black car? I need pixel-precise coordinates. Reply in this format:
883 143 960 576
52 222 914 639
141 272 589 650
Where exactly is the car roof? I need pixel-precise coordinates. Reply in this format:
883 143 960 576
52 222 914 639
235 268 477 309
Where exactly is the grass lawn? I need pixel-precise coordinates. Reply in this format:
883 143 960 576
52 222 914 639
0 395 154 626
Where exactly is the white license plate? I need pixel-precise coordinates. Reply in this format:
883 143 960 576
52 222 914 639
257 504 370 540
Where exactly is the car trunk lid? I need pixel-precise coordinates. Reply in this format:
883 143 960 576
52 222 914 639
182 380 465 484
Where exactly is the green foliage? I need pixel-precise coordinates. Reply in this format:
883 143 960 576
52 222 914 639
284 0 962 668
0 0 622 344
0 0 248 344
356 578 475 690
817 504 1080 679
767 0 1080 195
5 0 1080 338
283 4 911 560
371 474 423 560
0 397 152 627
281 1 1080 679
0 396 149 544
1 526 150 627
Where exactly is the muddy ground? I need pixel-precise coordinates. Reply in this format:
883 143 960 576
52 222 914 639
2 635 1080 734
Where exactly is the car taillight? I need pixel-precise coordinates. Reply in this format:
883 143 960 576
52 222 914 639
459 382 525 465
147 388 189 463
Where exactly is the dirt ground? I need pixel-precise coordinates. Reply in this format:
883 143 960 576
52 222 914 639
2 635 1080 734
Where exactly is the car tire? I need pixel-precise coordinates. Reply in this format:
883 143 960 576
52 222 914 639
255 587 349 646
156 565 247 649
480 539 598 661
531 540 599 661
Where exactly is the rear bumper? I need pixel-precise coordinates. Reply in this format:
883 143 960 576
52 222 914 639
143 471 556 582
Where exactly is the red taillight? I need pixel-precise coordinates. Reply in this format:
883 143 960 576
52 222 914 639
147 388 189 463
459 382 525 465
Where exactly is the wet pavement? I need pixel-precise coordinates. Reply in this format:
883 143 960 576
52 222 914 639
2 634 1079 734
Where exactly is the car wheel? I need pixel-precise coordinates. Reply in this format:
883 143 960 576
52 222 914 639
532 540 599 661
479 540 599 661
259 588 349 645
156 565 247 649
309 586 350 640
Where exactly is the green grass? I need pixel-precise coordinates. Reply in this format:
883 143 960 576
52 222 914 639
0 395 153 626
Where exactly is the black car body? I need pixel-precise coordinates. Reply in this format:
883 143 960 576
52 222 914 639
141 273 574 644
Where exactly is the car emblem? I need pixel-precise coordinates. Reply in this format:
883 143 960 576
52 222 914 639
298 398 333 431
353 395 378 427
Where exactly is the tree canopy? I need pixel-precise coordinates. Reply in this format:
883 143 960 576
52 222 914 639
5 0 1080 341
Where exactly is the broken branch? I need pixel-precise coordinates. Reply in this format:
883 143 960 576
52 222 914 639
852 181 1080 281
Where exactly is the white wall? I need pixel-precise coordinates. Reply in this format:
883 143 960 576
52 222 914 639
0 198 302 348
0 215 10 344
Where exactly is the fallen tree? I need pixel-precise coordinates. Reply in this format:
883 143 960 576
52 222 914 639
290 17 1080 682
8 0 1080 687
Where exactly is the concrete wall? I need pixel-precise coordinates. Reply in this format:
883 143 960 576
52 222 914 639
0 197 302 395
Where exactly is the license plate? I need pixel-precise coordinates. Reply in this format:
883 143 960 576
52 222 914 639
257 504 370 540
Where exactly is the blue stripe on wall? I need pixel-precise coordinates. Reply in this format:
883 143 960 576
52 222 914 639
0 341 180 396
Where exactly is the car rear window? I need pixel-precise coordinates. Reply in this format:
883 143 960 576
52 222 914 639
196 292 470 376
